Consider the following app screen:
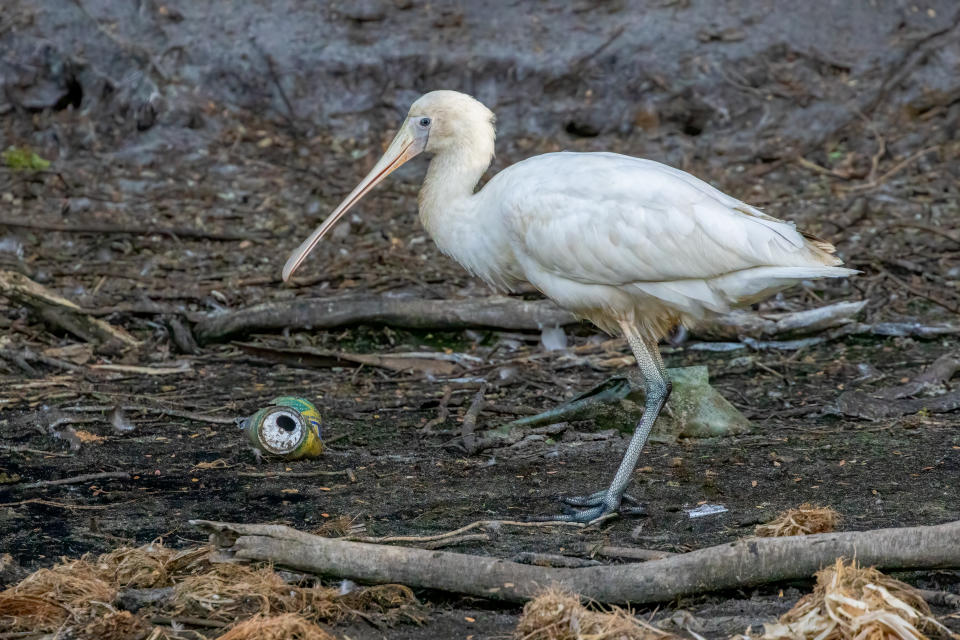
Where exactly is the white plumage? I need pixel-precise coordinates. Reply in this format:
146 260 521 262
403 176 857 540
283 90 855 522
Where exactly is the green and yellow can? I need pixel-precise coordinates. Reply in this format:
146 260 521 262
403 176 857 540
242 396 323 459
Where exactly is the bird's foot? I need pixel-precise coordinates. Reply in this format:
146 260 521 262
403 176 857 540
534 491 646 524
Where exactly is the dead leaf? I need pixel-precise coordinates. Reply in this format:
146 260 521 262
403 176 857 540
73 430 106 444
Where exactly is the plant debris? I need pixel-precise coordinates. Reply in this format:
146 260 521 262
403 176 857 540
214 613 337 640
515 587 676 640
755 504 841 537
755 559 957 640
0 541 424 637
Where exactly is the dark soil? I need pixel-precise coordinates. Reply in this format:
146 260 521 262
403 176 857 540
2 1 960 638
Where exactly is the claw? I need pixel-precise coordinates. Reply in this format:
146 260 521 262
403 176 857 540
534 491 646 524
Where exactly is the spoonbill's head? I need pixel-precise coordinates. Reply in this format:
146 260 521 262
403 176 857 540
282 90 495 282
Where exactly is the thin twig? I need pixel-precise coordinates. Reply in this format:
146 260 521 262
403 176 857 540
0 498 120 510
884 270 960 314
422 533 491 549
0 218 267 242
22 471 130 489
460 383 487 455
250 37 301 133
420 385 452 433
149 616 227 629
890 222 960 246
838 146 939 193
237 469 356 481
0 443 73 458
347 518 585 544
65 404 238 425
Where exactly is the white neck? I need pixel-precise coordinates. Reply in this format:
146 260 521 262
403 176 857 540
417 143 493 237
416 133 518 289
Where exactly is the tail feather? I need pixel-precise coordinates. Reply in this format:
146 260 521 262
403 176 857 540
709 266 858 307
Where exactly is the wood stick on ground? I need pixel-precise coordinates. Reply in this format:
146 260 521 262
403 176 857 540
192 296 866 344
0 217 267 242
65 404 238 425
22 471 130 489
0 270 140 352
347 519 584 544
193 295 578 343
420 385 452 433
192 519 960 605
237 469 356 481
460 383 487 455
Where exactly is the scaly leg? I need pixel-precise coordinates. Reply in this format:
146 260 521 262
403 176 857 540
545 321 672 523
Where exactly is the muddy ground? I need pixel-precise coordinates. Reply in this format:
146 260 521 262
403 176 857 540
2 1 960 638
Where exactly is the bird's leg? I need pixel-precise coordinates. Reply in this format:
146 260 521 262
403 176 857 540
549 323 671 523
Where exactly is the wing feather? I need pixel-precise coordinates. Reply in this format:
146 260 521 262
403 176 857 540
491 152 836 288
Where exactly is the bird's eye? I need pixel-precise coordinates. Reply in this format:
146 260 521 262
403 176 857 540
418 117 431 128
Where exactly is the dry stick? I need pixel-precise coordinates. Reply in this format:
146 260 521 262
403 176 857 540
195 296 868 345
65 404 238 425
0 270 140 350
422 533 491 550
838 146 939 193
192 519 960 605
420 385 452 433
891 222 960 247
22 471 130 489
237 469 356 481
0 443 72 458
884 269 960 314
460 383 487 455
149 616 226 629
0 498 117 510
193 295 578 343
347 519 584 545
0 217 265 242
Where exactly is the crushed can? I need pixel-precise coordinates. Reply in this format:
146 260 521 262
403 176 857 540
242 396 323 459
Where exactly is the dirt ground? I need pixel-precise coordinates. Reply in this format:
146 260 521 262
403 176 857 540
2 2 960 639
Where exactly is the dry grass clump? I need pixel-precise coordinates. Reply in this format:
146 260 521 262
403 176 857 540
755 503 840 537
171 562 343 622
214 613 337 640
0 541 423 637
95 541 210 588
758 559 955 640
77 610 150 640
0 593 69 631
515 587 675 640
0 557 116 633
337 583 426 624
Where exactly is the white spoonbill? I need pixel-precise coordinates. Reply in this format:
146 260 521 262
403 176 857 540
283 90 856 522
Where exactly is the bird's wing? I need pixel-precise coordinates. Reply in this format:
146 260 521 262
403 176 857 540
494 152 833 287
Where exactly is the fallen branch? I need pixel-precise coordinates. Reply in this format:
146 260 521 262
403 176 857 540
0 270 140 352
193 295 577 343
193 296 867 344
192 519 960 605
